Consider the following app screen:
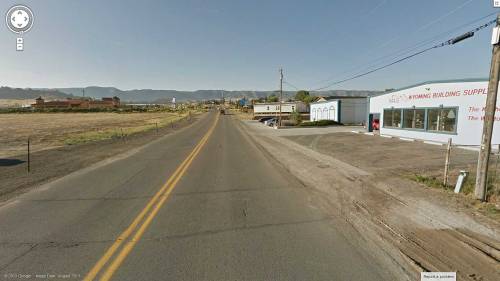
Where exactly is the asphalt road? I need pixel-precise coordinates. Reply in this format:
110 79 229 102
0 111 386 281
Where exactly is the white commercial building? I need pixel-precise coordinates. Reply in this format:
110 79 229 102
253 101 308 117
310 97 367 125
368 79 500 145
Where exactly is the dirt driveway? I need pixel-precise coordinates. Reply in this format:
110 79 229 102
287 133 475 175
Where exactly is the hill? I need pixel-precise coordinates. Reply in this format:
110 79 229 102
54 87 382 103
2 86 382 103
0 87 74 100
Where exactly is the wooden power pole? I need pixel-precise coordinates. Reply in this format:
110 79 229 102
475 13 500 201
279 68 283 127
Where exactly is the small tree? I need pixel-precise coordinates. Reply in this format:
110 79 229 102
290 110 302 125
295 90 310 102
295 90 316 104
303 95 316 104
267 94 279 102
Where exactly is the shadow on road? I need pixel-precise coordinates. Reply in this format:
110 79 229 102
0 159 26 167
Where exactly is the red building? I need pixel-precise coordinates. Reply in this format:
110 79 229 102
32 96 120 109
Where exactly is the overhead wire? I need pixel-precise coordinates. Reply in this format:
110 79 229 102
283 80 300 90
310 11 497 89
374 0 474 51
309 18 497 91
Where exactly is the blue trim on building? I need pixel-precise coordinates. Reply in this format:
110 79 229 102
338 100 342 123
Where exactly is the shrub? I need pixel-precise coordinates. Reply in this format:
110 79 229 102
299 120 343 127
290 111 302 125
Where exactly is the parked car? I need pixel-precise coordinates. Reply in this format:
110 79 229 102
372 118 380 130
258 117 273 123
264 118 277 126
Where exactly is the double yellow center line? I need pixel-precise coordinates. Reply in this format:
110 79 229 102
84 113 219 281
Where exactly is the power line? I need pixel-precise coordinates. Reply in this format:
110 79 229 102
311 19 496 91
311 12 497 88
375 0 474 51
367 12 498 70
283 80 300 90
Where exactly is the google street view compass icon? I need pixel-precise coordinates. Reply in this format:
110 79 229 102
5 5 34 51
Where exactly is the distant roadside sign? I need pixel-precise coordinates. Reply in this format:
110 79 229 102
495 0 500 8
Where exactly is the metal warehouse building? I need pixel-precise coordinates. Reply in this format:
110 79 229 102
368 79 500 145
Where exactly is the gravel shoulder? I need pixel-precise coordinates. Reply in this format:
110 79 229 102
238 118 500 281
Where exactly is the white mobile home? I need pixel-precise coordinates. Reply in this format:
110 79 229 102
368 79 500 145
253 101 308 117
310 97 367 124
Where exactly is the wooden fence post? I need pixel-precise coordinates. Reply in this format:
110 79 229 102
443 138 452 186
27 137 30 173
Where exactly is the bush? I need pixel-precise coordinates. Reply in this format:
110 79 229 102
290 111 302 125
299 120 343 127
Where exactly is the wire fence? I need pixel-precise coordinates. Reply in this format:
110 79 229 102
441 140 500 203
0 113 196 174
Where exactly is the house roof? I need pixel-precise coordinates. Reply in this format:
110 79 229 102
254 101 304 105
312 96 367 105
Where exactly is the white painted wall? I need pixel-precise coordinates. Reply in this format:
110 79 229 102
369 80 500 145
310 98 367 124
310 100 339 121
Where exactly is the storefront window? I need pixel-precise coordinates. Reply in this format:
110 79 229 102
393 110 401 127
402 109 425 129
440 108 457 132
383 109 392 127
427 108 457 132
385 107 457 133
383 109 401 128
427 109 439 131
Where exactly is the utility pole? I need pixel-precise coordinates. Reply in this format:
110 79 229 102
475 13 500 201
279 68 283 127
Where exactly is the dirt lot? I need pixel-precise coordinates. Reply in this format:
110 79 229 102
0 112 203 202
287 133 500 206
0 112 186 157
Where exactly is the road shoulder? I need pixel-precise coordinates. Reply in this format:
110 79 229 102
237 117 500 281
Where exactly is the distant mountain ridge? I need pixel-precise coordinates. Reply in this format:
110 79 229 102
55 87 382 103
0 87 74 100
1 86 382 103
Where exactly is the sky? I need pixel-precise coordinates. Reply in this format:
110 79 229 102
0 0 498 91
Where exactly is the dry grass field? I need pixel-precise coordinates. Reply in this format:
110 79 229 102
0 112 186 157
0 99 34 108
